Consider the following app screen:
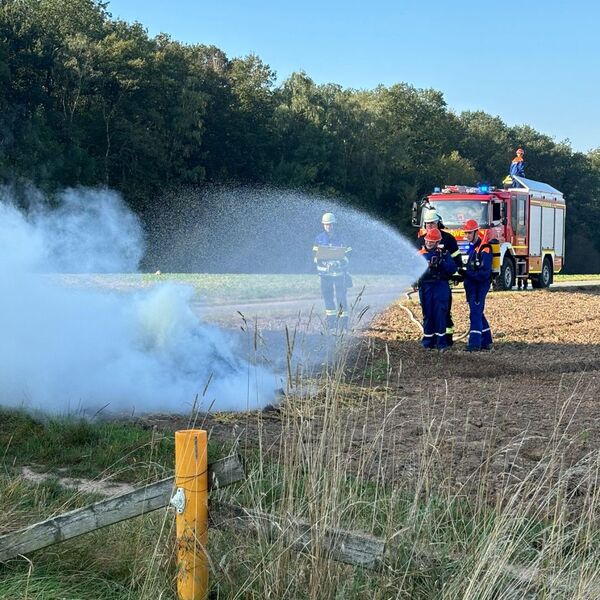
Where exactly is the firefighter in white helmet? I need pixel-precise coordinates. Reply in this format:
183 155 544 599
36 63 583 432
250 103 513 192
313 212 352 330
417 209 462 346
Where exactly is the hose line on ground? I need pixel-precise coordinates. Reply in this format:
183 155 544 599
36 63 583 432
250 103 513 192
399 288 470 341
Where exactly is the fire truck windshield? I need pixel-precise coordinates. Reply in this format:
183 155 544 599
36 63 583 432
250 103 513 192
428 201 489 228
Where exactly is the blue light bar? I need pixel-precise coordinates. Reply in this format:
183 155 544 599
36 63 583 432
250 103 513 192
478 184 490 193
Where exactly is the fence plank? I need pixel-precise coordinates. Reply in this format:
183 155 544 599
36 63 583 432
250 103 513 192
209 501 385 570
0 455 243 563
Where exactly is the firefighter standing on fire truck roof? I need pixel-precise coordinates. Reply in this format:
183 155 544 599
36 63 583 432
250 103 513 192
460 219 493 352
417 228 457 351
313 212 351 330
417 209 462 346
509 148 526 178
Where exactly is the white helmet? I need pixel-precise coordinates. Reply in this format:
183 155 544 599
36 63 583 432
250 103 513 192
423 208 441 224
322 212 336 225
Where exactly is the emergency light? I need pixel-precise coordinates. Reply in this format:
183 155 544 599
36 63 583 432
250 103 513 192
478 184 490 193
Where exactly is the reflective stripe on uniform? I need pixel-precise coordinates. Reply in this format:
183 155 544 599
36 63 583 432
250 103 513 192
422 333 434 338
446 326 454 334
451 250 461 257
470 330 482 335
325 309 337 316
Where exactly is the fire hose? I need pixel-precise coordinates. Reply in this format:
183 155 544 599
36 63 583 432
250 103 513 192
399 288 470 341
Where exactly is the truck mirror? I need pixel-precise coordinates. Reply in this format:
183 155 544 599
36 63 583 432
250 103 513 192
411 201 419 227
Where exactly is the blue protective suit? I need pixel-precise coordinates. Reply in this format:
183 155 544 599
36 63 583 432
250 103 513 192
418 247 456 349
509 156 525 178
313 231 351 329
417 229 463 344
463 239 493 350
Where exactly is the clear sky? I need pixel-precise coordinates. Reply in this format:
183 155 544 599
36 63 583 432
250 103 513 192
106 0 598 153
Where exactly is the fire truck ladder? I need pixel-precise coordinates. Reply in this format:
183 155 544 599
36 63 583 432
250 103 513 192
515 257 527 281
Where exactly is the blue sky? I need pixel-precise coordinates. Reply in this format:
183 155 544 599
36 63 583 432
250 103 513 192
106 0 598 153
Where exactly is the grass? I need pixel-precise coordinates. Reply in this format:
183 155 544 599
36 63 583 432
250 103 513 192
2 344 600 598
554 274 600 281
57 273 412 304
0 408 176 483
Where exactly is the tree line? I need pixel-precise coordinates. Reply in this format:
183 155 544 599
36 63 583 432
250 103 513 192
1 0 599 271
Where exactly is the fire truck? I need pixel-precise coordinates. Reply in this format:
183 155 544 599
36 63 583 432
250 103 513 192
412 176 566 290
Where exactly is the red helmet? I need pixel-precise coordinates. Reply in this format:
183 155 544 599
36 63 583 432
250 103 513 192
464 219 479 232
424 228 442 242
516 147 524 154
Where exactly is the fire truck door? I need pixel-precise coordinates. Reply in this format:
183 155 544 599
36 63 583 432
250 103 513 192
511 193 529 249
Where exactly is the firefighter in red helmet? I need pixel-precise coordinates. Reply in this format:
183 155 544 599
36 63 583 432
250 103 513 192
460 219 493 351
417 228 457 351
417 208 462 346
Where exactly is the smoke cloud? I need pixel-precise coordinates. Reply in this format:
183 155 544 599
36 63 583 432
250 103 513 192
0 187 279 415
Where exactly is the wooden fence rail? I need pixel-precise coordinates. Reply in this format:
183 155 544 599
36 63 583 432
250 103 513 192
0 455 243 563
0 455 385 570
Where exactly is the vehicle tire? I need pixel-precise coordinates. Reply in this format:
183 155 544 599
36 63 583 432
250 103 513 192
496 257 515 290
531 257 553 288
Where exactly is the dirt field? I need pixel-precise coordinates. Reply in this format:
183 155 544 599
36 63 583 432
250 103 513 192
144 286 600 502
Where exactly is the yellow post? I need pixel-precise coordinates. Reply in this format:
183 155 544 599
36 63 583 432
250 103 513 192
174 429 208 600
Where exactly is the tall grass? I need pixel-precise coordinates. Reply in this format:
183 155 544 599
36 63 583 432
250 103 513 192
1 329 599 598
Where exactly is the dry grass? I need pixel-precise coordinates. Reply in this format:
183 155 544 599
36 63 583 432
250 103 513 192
2 308 600 598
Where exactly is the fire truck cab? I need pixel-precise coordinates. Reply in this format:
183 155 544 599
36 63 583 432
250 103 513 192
412 176 566 290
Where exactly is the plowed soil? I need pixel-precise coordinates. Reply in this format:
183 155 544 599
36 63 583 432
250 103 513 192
144 287 600 500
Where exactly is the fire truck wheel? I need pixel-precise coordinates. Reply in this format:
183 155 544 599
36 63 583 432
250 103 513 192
497 257 515 291
531 257 553 289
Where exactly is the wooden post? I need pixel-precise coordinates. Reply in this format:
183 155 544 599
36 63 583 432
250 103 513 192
174 429 208 600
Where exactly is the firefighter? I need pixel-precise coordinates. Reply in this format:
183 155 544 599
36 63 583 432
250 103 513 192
460 219 493 351
509 148 526 178
313 212 351 330
418 228 457 351
417 209 462 346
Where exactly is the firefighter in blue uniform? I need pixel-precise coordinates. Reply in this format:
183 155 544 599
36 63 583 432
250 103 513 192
509 148 526 178
417 209 462 346
503 147 526 186
313 212 351 330
460 219 493 351
417 228 457 351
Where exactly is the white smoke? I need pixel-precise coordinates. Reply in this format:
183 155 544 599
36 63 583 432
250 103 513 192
0 188 279 414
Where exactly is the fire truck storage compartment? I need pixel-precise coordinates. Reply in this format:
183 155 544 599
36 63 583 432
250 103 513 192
530 204 565 258
530 205 542 256
554 209 564 256
542 207 555 250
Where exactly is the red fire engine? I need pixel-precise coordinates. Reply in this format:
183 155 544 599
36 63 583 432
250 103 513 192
412 176 566 290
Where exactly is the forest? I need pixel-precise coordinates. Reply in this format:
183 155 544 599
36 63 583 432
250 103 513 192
1 0 599 271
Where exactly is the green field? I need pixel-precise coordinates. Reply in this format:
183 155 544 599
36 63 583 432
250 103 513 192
59 273 408 304
554 273 600 281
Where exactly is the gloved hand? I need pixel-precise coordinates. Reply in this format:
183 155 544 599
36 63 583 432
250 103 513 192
453 269 465 283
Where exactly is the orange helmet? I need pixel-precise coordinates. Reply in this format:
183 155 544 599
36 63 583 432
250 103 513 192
424 228 442 242
464 219 479 232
